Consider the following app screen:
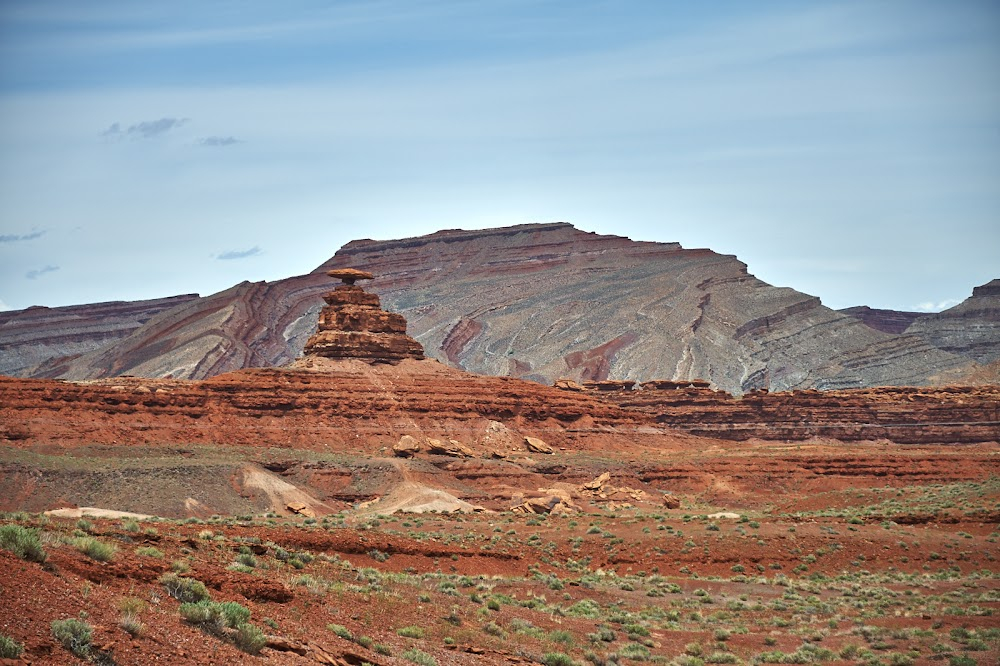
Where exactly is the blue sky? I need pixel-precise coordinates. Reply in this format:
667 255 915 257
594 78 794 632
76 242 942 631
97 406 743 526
1 0 998 313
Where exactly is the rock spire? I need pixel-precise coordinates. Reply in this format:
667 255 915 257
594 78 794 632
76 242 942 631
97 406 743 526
303 269 425 363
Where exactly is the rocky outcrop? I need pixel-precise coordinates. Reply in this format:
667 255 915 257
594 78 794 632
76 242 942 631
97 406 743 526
0 359 642 452
602 383 1000 445
839 306 928 334
302 269 424 363
904 279 1000 365
3 223 993 393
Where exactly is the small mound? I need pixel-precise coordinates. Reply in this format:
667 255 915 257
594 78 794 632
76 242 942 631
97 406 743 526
44 507 154 520
358 481 483 515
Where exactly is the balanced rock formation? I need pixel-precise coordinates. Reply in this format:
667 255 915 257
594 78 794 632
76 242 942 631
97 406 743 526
302 269 424 363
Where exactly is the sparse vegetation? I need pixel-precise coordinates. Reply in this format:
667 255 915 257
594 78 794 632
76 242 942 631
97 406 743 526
0 524 47 562
51 618 93 658
0 634 24 659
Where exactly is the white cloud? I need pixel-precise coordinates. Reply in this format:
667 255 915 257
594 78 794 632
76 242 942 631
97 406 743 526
912 299 962 313
0 298 11 311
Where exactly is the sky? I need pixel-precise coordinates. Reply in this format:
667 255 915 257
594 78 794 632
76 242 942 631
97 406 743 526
0 1 998 314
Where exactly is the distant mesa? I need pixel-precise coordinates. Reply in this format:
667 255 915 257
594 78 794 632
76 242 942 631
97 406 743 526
302 268 424 363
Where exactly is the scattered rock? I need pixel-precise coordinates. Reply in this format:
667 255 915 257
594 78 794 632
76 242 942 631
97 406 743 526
662 494 681 509
554 378 586 391
286 502 316 518
426 438 475 457
392 434 421 457
582 472 611 491
524 436 553 454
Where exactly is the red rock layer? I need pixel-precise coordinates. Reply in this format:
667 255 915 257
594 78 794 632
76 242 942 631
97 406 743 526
600 384 1000 445
0 359 643 452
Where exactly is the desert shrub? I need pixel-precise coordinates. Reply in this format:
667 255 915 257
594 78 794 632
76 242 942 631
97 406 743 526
51 618 92 657
0 634 24 659
233 623 266 654
160 573 210 602
397 625 425 638
566 598 602 618
483 621 505 637
118 597 147 615
328 624 354 640
120 613 144 637
135 546 164 558
550 629 574 645
0 524 47 562
75 536 116 562
180 600 250 632
543 653 577 666
616 642 651 660
401 648 437 665
368 548 390 562
374 643 392 655
76 518 93 532
217 601 251 628
948 658 976 666
235 552 257 568
122 519 140 533
705 652 739 664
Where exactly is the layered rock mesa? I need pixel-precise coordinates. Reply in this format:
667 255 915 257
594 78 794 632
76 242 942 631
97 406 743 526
595 382 1000 446
302 269 424 362
3 223 996 393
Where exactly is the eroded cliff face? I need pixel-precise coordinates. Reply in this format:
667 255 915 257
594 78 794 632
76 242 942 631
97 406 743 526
3 223 994 393
0 294 199 377
904 279 1000 365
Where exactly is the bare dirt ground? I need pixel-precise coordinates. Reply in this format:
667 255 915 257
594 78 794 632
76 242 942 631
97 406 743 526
1 443 998 665
1 364 998 664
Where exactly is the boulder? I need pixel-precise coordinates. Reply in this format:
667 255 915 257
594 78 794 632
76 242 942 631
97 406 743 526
581 472 611 492
392 434 421 458
523 436 553 454
426 438 474 457
285 502 316 518
553 378 586 391
662 494 681 509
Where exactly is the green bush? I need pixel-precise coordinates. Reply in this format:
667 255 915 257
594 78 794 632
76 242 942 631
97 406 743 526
180 600 251 633
234 623 266 655
0 634 24 659
75 536 116 562
135 546 164 558
543 653 577 666
397 625 425 638
0 524 47 562
328 623 354 640
179 601 225 634
160 573 211 602
401 648 437 665
217 601 251 628
51 618 92 657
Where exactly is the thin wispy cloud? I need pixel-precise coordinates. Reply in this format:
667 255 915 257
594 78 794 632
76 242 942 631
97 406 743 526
217 246 262 261
0 229 45 243
913 299 962 313
200 136 241 147
102 117 189 139
25 265 59 280
0 299 11 312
